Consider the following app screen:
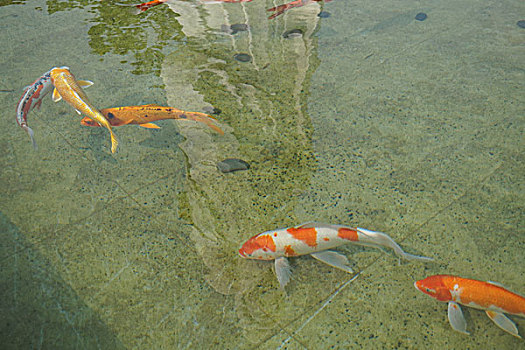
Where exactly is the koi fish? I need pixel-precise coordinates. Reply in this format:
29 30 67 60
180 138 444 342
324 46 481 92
267 0 313 19
50 67 118 153
415 275 525 338
80 104 224 135
267 0 328 19
131 0 169 14
130 0 253 14
16 68 54 148
239 222 432 289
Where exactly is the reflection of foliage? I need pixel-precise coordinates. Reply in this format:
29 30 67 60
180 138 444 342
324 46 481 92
0 0 26 6
44 0 184 76
47 0 87 12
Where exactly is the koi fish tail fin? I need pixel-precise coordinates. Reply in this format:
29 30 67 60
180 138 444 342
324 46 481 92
119 3 146 16
356 227 433 262
190 113 225 135
24 125 37 150
130 6 144 15
109 129 118 154
399 251 434 262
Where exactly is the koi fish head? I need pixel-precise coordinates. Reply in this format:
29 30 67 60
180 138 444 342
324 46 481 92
50 66 71 77
414 275 453 302
239 233 277 260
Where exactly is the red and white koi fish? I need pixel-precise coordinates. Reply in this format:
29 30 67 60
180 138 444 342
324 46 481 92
267 0 330 19
16 68 54 148
50 67 118 153
239 222 432 288
415 275 525 338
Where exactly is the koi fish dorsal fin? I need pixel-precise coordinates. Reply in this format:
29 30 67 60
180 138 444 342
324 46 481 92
77 80 94 88
486 281 505 288
294 222 330 229
139 123 161 129
142 103 163 107
52 88 62 102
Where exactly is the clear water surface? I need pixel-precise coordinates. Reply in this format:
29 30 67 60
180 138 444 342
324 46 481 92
0 0 523 348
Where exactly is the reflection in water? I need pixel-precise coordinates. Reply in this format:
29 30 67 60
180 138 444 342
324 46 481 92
159 1 327 343
40 0 185 76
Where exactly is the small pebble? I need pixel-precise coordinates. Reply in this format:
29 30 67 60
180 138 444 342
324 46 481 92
217 158 250 173
318 11 331 18
415 12 427 21
230 23 248 34
234 53 252 62
517 20 525 28
283 29 303 39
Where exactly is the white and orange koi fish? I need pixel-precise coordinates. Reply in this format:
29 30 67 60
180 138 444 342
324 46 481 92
239 222 432 288
16 68 54 148
50 67 118 153
415 275 525 338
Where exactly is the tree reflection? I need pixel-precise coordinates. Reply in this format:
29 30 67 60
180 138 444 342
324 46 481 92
36 0 185 76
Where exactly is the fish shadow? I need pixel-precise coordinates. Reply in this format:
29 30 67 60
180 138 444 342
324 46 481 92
86 129 118 164
137 122 184 150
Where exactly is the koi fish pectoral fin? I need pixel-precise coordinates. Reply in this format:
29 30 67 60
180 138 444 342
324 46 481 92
52 88 62 102
485 310 521 338
294 222 333 229
447 301 469 335
310 251 353 273
77 80 94 88
274 257 292 289
34 99 43 110
139 122 161 129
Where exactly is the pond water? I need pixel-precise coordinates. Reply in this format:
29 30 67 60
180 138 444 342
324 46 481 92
0 0 523 348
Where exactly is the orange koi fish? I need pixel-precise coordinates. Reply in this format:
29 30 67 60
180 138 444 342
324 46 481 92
50 67 118 153
131 0 252 14
16 68 54 148
80 104 224 135
131 0 169 14
415 275 525 338
239 223 432 288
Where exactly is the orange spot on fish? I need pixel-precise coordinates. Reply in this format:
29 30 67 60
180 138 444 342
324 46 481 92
240 234 276 256
323 237 330 241
286 227 317 247
284 245 297 257
337 227 359 241
274 232 277 237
